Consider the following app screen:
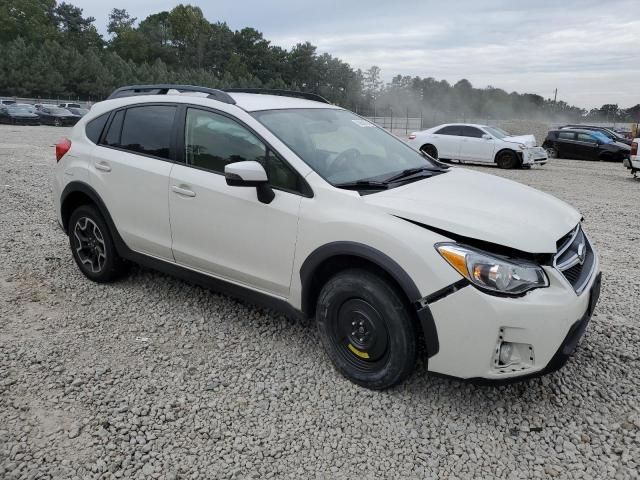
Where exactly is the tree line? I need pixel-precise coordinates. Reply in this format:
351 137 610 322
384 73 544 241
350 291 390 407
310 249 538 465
0 0 637 123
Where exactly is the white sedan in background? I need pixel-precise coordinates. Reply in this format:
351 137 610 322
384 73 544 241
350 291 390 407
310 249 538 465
408 123 548 169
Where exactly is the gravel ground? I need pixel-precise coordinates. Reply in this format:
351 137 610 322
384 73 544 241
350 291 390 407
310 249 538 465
1 125 639 479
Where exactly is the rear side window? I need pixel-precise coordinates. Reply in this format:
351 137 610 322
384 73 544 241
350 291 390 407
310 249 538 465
103 110 124 147
435 126 462 136
120 105 176 159
558 131 575 140
85 113 109 144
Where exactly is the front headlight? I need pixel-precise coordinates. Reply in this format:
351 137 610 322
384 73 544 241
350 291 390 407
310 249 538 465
436 243 548 295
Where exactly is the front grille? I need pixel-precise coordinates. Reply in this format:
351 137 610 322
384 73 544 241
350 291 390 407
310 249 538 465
554 226 595 294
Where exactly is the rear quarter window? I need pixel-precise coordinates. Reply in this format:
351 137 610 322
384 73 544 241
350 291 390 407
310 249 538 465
85 113 109 144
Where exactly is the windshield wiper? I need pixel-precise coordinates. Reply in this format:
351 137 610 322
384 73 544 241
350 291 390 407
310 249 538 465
334 180 389 190
384 166 441 184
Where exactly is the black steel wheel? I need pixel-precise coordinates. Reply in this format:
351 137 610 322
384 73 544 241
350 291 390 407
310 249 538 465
68 205 127 283
420 144 438 160
316 268 417 390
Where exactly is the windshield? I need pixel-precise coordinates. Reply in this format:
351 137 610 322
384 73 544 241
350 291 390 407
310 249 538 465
484 126 511 139
591 131 612 143
48 108 69 115
252 108 441 185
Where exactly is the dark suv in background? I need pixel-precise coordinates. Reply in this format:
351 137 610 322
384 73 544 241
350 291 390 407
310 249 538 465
559 124 632 146
543 129 631 161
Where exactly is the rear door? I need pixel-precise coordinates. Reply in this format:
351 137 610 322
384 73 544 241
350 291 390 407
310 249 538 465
458 126 495 162
89 104 176 260
431 125 463 159
556 131 578 158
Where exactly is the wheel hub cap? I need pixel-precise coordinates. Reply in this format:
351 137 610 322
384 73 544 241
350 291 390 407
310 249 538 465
338 299 389 362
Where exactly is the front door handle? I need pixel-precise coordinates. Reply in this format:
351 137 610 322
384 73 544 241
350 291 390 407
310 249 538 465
171 185 196 197
95 161 111 172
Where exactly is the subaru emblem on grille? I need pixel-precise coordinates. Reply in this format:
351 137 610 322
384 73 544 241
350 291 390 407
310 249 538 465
577 242 586 265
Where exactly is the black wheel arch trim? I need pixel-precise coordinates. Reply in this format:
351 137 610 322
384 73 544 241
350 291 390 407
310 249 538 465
60 181 305 319
300 241 440 357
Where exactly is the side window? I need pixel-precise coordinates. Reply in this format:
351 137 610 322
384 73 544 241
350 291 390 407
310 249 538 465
461 126 484 138
85 113 109 144
120 105 176 159
434 126 461 136
577 133 596 143
558 131 575 140
103 110 124 147
185 108 303 193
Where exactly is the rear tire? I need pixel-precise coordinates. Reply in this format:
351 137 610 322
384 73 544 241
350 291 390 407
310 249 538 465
496 150 519 169
420 144 438 160
68 205 127 283
316 268 418 390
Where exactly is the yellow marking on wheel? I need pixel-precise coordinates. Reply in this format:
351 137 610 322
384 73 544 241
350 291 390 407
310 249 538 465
348 343 370 359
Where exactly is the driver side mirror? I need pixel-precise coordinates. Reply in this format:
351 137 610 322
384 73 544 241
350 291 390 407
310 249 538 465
482 134 492 140
224 161 275 204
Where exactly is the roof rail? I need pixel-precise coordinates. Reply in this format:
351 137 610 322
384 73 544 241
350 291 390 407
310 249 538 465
107 84 236 105
224 88 331 104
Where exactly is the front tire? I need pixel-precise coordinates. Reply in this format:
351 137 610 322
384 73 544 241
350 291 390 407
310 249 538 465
496 150 519 169
420 144 438 160
68 205 127 283
316 269 417 390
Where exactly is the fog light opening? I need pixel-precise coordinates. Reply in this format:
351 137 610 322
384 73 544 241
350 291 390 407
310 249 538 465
499 342 514 366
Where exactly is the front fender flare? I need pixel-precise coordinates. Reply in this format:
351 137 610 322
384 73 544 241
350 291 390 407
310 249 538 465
300 241 439 357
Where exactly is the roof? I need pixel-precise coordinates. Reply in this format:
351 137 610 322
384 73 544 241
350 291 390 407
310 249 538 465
227 92 341 112
430 123 490 129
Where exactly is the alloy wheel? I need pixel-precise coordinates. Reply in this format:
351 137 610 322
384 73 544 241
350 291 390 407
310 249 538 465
73 217 107 273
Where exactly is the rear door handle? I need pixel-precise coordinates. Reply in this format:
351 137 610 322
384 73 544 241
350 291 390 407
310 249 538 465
171 185 196 197
95 161 111 172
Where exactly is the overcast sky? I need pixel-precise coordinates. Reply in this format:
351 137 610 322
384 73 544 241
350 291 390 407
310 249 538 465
75 0 639 109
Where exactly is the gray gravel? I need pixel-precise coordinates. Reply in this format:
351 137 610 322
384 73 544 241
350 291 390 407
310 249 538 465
1 124 639 479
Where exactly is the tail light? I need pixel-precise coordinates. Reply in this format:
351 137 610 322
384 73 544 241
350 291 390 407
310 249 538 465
408 133 416 140
632 142 638 156
55 138 71 162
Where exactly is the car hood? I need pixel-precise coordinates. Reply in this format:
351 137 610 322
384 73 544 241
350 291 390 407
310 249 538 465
364 168 581 254
502 134 537 147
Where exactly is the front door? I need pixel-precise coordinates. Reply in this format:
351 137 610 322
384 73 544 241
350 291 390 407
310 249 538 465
169 107 303 297
574 132 599 160
458 126 496 162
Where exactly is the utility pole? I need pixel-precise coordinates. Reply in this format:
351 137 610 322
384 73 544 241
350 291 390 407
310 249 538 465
554 88 557 103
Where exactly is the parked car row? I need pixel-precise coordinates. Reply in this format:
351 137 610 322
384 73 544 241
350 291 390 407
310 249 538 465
0 102 89 126
405 122 633 171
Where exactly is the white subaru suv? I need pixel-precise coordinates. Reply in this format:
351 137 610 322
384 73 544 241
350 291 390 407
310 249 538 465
53 85 601 390
408 123 548 168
